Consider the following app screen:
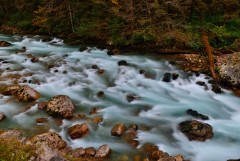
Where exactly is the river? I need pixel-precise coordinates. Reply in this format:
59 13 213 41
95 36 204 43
0 34 240 161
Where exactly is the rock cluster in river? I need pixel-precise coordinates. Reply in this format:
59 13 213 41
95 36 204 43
1 85 40 102
178 120 213 141
46 95 75 118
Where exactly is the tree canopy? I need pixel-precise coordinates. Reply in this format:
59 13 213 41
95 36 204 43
0 0 239 50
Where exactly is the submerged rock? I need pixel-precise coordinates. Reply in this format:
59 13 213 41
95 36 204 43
186 109 209 120
46 95 75 118
162 73 171 82
178 120 213 141
111 123 126 137
68 123 89 139
95 144 111 158
15 85 40 102
118 60 127 66
219 52 240 87
172 73 179 80
0 112 6 121
211 84 222 93
0 41 11 47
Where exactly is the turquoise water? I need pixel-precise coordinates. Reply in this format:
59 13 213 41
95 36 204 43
0 34 240 161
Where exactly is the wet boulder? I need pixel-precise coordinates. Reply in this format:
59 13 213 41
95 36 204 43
95 144 111 158
162 73 171 82
196 81 205 86
219 52 240 87
0 41 11 47
172 73 179 80
72 147 85 157
118 60 127 66
1 85 20 96
178 120 213 141
85 147 96 156
211 84 222 94
15 85 40 102
36 118 48 123
111 123 126 137
46 95 75 118
37 102 48 110
68 123 89 139
0 112 6 121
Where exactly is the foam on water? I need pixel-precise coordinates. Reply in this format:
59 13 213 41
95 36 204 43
0 34 240 160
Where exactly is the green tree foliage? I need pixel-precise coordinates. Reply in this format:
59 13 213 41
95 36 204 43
0 0 239 50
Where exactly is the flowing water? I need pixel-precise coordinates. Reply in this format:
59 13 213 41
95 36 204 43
0 34 240 161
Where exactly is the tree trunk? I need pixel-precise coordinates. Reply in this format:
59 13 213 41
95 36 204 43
202 31 218 81
68 1 74 33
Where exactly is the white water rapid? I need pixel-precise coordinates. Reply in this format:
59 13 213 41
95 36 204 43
0 34 240 161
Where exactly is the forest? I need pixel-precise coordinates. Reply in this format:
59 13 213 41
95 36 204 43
0 0 240 51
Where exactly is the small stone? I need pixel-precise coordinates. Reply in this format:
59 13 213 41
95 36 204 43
129 140 139 148
0 112 6 121
36 118 48 123
196 81 205 86
97 69 105 74
68 123 89 139
172 73 179 80
38 102 48 110
31 57 39 63
97 91 104 97
139 70 145 74
111 123 126 137
93 116 103 124
162 73 171 82
48 65 54 69
175 155 184 161
92 64 98 69
118 60 127 66
72 147 85 157
95 144 111 158
85 147 96 156
90 107 99 115
186 109 209 120
128 124 138 131
126 95 136 102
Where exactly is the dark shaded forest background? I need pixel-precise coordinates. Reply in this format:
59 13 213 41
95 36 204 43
0 0 240 51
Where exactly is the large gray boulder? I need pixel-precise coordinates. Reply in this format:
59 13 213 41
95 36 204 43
220 52 240 87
